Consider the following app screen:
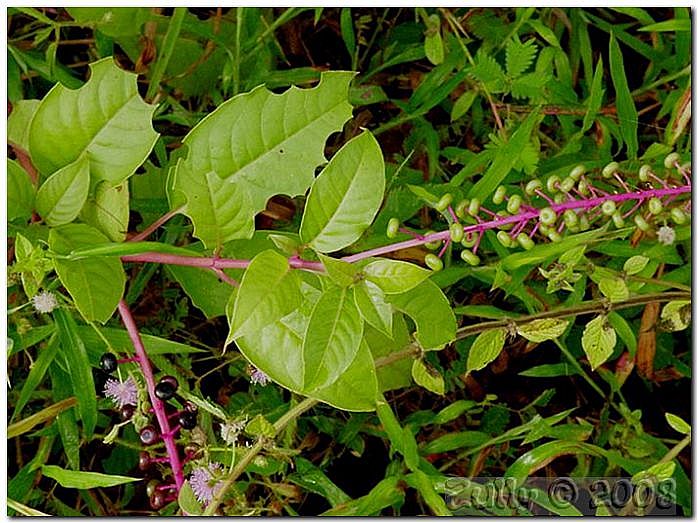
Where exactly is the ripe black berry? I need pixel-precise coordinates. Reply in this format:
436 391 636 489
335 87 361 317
99 353 118 374
183 401 198 413
146 480 159 498
139 451 152 471
120 404 136 421
155 376 178 400
150 490 167 510
139 425 159 445
178 411 197 430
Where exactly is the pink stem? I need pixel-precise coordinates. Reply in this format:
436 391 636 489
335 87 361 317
118 300 185 491
447 206 459 223
437 237 451 258
128 206 185 243
210 267 239 287
613 172 630 192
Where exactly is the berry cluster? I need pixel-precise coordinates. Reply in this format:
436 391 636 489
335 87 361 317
387 154 691 271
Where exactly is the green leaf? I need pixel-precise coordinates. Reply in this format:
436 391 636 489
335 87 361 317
303 286 364 390
66 7 152 37
171 71 354 248
623 255 650 275
388 280 456 350
470 52 507 93
353 281 393 337
41 465 141 489
598 276 629 302
505 38 537 78
581 315 616 370
412 359 445 395
406 470 452 516
288 457 351 507
608 33 638 158
300 131 385 253
227 250 301 340
363 259 431 295
665 413 691 435
166 264 233 318
177 481 204 515
79 180 129 242
53 308 97 438
466 328 507 374
660 300 691 332
321 476 404 515
517 318 569 343
35 155 90 226
339 8 356 57
49 224 126 322
245 414 275 437
319 254 359 287
8 99 40 150
424 15 444 65
422 431 490 454
7 397 77 439
7 159 35 222
12 333 60 420
582 58 604 133
607 311 637 356
518 362 579 378
29 57 158 183
451 91 477 122
639 19 691 32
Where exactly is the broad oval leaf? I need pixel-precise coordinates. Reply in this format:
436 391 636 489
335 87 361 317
598 276 629 302
41 465 141 489
665 413 691 435
353 281 393 337
411 359 445 395
49 223 126 323
29 57 158 184
363 258 431 294
300 131 385 253
228 250 301 340
466 328 507 374
8 159 35 222
517 318 569 343
320 254 359 287
171 71 355 248
581 315 616 370
623 255 649 276
8 99 40 150
303 286 364 391
35 155 90 226
79 180 129 241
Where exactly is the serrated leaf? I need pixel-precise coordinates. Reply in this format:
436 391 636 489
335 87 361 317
353 281 393 337
171 71 354 248
300 131 385 253
363 259 431 294
49 224 125 322
466 328 506 374
665 413 691 435
506 38 537 78
387 280 456 350
517 318 569 343
29 57 158 184
320 254 359 287
470 52 507 93
510 73 549 100
303 286 364 390
79 180 129 242
8 159 35 222
35 155 90 226
412 359 445 395
41 465 140 489
609 33 638 159
623 255 649 275
660 300 691 332
228 250 301 340
598 276 629 302
245 414 275 437
581 315 616 370
8 99 40 150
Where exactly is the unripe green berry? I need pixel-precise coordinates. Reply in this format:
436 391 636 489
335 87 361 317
553 193 566 204
547 230 563 242
424 231 441 250
468 198 481 216
493 186 507 205
601 200 616 216
539 207 557 225
577 179 590 196
516 233 535 251
648 197 663 215
569 164 586 181
507 194 522 214
638 164 652 182
539 223 551 235
449 223 464 243
546 175 561 193
460 249 481 266
455 199 469 219
664 152 680 169
424 253 443 271
560 177 576 193
602 161 620 179
496 212 515 230
386 218 400 239
525 179 542 196
563 209 578 227
496 231 513 248
579 214 590 231
461 232 478 248
612 211 625 228
634 214 650 232
671 208 687 225
435 193 453 212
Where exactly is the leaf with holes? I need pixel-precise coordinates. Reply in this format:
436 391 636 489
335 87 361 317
517 318 569 343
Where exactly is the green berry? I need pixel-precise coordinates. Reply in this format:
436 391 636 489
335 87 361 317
560 177 576 193
455 199 469 219
563 209 578 227
577 179 590 196
634 214 650 232
547 230 563 242
569 164 586 181
424 253 443 271
601 200 616 216
461 232 478 248
506 194 522 214
493 186 507 205
612 211 625 228
424 231 441 250
496 231 513 247
460 249 481 266
579 214 590 231
546 175 561 193
525 179 542 196
553 193 565 204
516 233 535 251
449 223 464 243
671 208 687 224
648 197 663 215
386 218 400 239
539 207 557 225
638 164 652 182
468 198 481 216
602 161 620 179
539 223 551 236
496 212 514 230
664 152 680 169
435 193 453 212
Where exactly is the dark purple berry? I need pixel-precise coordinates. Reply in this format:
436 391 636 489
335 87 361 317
120 404 135 421
160 375 178 389
140 425 159 445
139 451 152 471
99 353 118 374
178 411 197 430
150 491 167 510
93 369 110 396
146 480 159 498
183 401 198 413
155 376 178 400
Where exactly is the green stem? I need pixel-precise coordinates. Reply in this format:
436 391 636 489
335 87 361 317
233 8 243 96
145 7 186 101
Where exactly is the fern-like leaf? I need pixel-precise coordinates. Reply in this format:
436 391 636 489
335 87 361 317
506 38 538 79
470 52 507 93
511 73 550 101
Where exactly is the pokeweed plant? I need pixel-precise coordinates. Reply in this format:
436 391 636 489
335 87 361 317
6 7 692 516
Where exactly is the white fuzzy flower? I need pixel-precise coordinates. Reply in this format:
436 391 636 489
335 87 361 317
31 291 58 314
657 225 676 245
220 419 246 445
